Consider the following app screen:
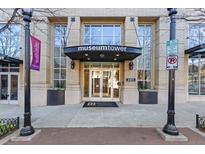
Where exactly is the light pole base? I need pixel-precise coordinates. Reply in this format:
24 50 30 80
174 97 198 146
163 124 179 136
20 126 35 136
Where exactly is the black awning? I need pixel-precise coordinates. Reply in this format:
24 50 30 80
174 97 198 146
185 44 205 58
64 45 142 62
0 56 23 65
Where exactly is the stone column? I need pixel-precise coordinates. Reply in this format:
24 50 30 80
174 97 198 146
20 19 50 106
156 17 187 104
122 16 139 104
65 17 81 104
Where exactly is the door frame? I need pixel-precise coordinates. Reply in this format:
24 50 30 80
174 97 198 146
0 72 19 104
83 63 120 102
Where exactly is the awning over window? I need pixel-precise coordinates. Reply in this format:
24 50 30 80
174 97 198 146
64 45 142 62
185 44 205 58
0 56 23 65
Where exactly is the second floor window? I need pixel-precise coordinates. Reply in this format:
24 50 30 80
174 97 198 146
84 25 121 45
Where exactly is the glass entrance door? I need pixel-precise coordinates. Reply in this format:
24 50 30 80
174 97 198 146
88 69 119 101
91 70 101 97
0 75 8 101
102 71 111 98
0 74 19 104
10 75 18 101
83 63 120 101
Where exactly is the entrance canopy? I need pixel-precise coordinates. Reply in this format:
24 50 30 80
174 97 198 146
185 44 205 58
64 45 142 62
0 56 23 65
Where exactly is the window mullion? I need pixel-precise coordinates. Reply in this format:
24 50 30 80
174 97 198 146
199 56 201 95
113 25 115 45
101 25 103 44
90 25 91 44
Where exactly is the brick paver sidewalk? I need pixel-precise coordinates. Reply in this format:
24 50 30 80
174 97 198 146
5 127 205 145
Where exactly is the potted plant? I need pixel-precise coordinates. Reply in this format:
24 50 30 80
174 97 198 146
138 84 158 104
47 82 65 106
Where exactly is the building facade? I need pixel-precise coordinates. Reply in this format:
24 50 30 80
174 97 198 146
0 8 205 106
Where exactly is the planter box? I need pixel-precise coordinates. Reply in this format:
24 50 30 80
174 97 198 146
139 90 158 104
47 89 65 106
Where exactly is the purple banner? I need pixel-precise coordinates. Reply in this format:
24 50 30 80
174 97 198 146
31 36 41 71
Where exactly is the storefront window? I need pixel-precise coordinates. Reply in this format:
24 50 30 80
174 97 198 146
84 25 121 45
53 25 67 88
137 24 152 89
0 24 20 59
188 24 205 95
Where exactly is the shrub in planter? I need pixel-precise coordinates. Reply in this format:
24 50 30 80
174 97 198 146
0 123 15 137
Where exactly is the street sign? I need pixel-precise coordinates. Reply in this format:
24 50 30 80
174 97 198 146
166 40 178 56
166 55 178 70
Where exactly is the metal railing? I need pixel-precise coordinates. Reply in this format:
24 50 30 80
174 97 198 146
196 114 205 129
0 117 19 138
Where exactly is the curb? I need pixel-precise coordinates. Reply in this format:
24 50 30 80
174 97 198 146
189 127 205 138
155 128 188 141
0 130 20 145
11 129 41 142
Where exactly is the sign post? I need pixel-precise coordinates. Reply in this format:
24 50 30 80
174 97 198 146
163 8 179 136
20 8 35 136
166 40 178 70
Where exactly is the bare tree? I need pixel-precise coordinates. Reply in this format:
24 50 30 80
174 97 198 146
0 8 68 58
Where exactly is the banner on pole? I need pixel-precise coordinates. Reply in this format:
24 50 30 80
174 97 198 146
31 36 41 71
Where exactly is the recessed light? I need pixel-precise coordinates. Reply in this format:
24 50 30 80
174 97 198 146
100 54 104 58
114 58 117 61
87 58 91 60
85 53 88 56
116 54 120 57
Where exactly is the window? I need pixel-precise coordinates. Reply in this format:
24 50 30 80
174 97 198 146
188 24 205 95
0 63 19 72
0 24 20 58
53 25 67 88
137 24 152 89
84 25 121 45
189 24 205 48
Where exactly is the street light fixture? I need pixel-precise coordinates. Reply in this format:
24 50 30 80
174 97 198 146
163 8 179 136
20 8 35 136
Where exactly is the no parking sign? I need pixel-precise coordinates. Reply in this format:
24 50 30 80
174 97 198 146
166 55 178 70
166 40 178 70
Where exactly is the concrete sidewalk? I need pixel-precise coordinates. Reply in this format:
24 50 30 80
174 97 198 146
4 127 205 145
0 102 205 128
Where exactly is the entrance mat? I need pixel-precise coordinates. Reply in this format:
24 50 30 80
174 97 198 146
83 101 119 107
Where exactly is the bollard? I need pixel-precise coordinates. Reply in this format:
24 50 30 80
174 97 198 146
196 114 199 128
16 117 20 129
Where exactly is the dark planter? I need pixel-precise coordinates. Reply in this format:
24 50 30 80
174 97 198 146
139 90 158 104
47 89 65 106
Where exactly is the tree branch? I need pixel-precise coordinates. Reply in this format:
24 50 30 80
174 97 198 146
0 8 19 33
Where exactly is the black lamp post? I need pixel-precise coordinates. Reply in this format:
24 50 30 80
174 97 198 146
163 8 179 136
20 8 35 136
